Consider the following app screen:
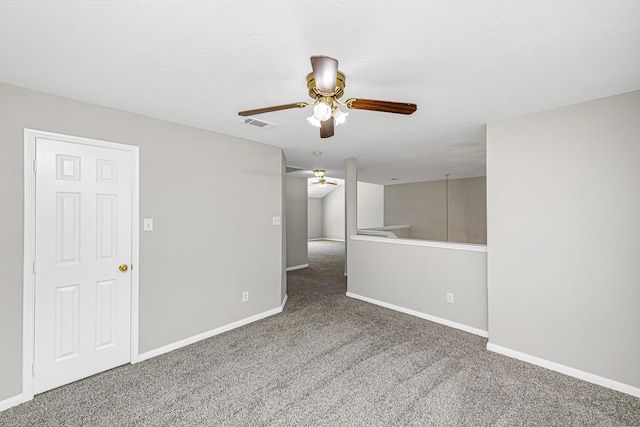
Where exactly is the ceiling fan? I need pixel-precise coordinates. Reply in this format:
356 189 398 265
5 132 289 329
238 55 417 138
309 170 337 187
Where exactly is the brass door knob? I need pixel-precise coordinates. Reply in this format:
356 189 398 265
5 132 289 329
119 264 129 272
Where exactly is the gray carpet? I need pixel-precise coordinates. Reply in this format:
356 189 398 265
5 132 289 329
2 240 639 426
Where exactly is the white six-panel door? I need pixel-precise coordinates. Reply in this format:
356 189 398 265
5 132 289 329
33 137 133 394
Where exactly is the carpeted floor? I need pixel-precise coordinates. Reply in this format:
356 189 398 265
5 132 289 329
2 240 640 426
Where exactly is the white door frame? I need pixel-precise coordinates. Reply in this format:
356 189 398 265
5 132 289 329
22 128 140 403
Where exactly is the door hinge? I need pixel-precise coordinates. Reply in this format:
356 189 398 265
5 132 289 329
33 159 37 173
33 261 37 274
32 363 36 377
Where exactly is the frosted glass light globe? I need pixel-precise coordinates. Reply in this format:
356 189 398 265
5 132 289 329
332 108 348 126
307 115 321 128
313 102 332 121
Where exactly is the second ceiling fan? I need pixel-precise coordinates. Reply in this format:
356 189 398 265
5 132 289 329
238 55 417 138
309 170 337 187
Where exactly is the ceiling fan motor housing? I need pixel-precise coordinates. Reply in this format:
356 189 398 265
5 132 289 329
307 72 346 99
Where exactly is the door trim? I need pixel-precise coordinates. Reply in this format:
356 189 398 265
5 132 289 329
22 129 140 403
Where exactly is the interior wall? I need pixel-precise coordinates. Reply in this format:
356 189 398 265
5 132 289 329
281 153 288 302
487 90 640 390
0 83 285 402
447 178 487 243
307 197 323 239
356 181 384 229
285 176 308 268
308 180 377 242
384 177 487 244
322 185 345 240
348 238 488 334
385 181 445 240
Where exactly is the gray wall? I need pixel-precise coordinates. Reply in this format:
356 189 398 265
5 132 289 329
285 176 308 268
281 153 288 302
308 182 383 240
487 90 640 389
322 185 345 240
357 181 384 229
0 83 285 401
384 177 487 244
308 198 323 239
347 238 487 333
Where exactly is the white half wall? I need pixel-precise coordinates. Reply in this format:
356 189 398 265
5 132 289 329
347 236 488 334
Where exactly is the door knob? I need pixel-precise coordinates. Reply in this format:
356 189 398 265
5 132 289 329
119 264 129 272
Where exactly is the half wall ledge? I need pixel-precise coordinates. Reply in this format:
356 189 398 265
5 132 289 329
350 234 487 252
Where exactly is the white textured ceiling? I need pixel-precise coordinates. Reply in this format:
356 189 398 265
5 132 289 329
1 1 639 184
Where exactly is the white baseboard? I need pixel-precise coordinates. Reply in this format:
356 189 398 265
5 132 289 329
286 264 308 271
346 292 488 338
0 393 23 412
137 304 285 363
486 343 640 398
281 294 288 309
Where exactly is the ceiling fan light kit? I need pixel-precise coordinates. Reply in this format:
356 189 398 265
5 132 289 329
238 55 417 138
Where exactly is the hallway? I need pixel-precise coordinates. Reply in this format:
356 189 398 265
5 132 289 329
285 240 346 314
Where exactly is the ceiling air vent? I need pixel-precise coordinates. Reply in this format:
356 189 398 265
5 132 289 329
242 117 276 129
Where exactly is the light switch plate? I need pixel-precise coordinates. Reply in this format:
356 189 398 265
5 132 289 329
143 218 154 231
272 216 281 226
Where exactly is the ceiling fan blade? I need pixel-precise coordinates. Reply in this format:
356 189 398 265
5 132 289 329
238 102 305 117
320 116 335 138
310 55 338 93
346 98 417 115
327 182 338 185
